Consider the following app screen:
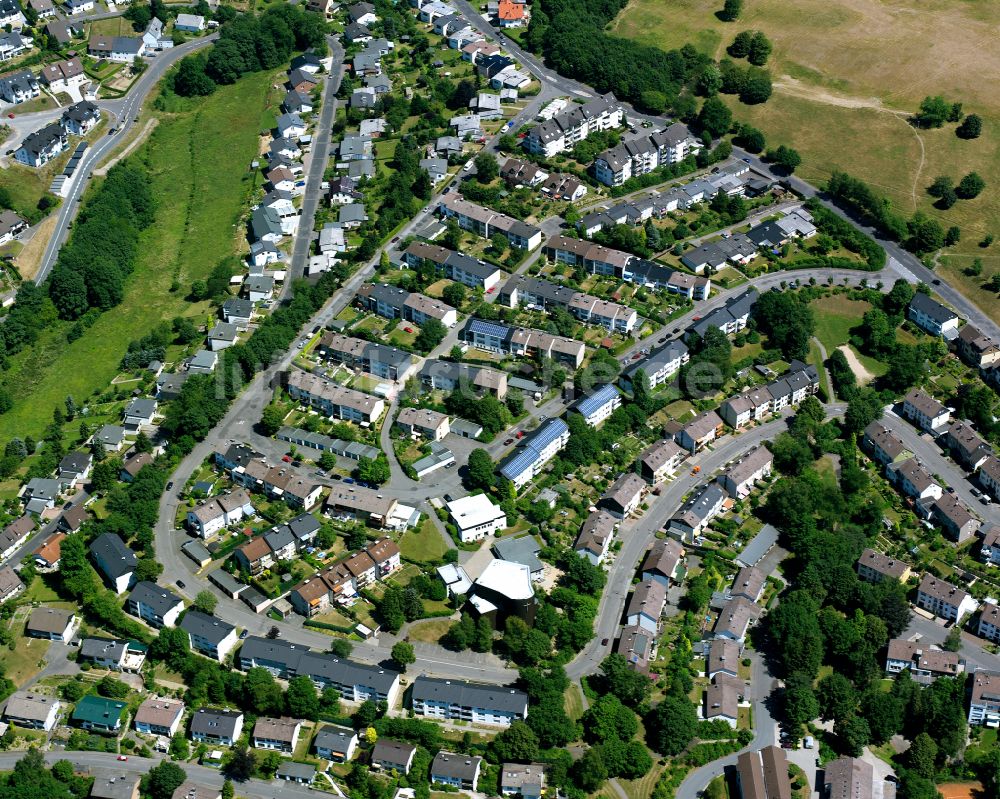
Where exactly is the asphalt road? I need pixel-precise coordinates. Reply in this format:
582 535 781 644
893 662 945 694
879 408 1000 527
285 36 344 289
903 613 1000 673
33 34 219 285
0 751 318 799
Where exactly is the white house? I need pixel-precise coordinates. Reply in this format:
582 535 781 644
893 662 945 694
446 494 507 543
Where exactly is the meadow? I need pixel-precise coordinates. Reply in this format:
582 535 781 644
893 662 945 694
610 0 1000 309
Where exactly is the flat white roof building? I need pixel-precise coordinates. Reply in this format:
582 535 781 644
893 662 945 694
446 494 507 543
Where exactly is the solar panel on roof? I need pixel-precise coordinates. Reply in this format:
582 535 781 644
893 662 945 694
467 318 511 339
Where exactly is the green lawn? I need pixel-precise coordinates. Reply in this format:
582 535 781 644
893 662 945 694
0 70 282 442
810 295 872 352
399 517 451 564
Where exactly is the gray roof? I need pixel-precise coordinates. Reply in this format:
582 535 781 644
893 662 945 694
189 707 243 737
180 610 235 645
125 397 156 419
264 525 295 553
276 762 316 781
314 724 357 751
491 535 543 574
80 637 127 661
432 751 483 781
412 676 528 715
89 533 137 580
910 292 958 324
128 581 182 616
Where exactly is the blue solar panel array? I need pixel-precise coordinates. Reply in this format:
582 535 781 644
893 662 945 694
573 384 619 419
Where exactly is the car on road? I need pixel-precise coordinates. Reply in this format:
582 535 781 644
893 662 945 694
166 481 173 490
601 638 609 646
981 496 991 505
971 487 982 497
933 279 941 285
392 236 400 243
504 438 514 445
463 161 473 171
239 630 249 639
404 327 414 333
282 455 292 462
177 580 185 589
6 113 12 119
632 353 642 360
445 462 455 468
117 756 127 761
486 286 495 293
343 477 355 484
658 336 667 343
743 157 751 163
331 474 342 480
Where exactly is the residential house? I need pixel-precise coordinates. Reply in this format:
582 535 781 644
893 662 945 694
968 670 1000 726
735 746 791 799
3 691 60 731
675 410 724 454
0 566 23 604
32 532 66 571
29 0 56 18
908 292 960 338
355 283 458 329
977 601 1000 644
431 752 484 791
0 209 27 246
20 477 62 515
275 763 315 785
822 758 879 799
886 457 942 502
185 489 255 538
570 384 621 427
411 676 528 726
0 32 28 62
687 288 758 340
957 324 1000 369
190 708 244 746
324 485 402 530
980 456 1000 499
599 473 645 518
639 438 686 483
252 716 302 752
718 446 773 499
523 93 622 158
574 510 617 565
440 194 542 250
285 370 385 424
313 724 358 762
72 695 126 733
594 123 703 186
180 611 239 662
316 331 413 380
616 625 654 674
371 739 417 774
498 418 571 490
640 537 684 587
856 548 912 584
713 596 761 642
64 0 94 13
88 35 144 63
931 493 980 543
862 422 912 466
60 100 100 135
462 319 585 368
901 388 951 433
89 533 137 595
706 639 741 681
943 420 993 471
915 574 978 622
625 579 667 633
623 340 690 390
123 397 157 428
0 69 38 104
885 638 963 681
15 122 67 167
396 407 451 441
57 450 92 484
500 764 545 799
705 674 742 727
669 482 726 542
730 566 766 603
0 514 33 559
126 581 183 628
79 638 146 672
134 697 185 737
419 360 508 400
120 452 154 482
445 494 507 543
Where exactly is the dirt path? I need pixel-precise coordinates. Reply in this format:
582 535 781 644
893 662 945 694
94 118 158 176
14 214 58 282
837 344 875 385
773 77 926 210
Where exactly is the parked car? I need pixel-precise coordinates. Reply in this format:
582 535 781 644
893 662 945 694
504 438 514 445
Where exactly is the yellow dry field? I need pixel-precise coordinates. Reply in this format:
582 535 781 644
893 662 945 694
611 0 1000 310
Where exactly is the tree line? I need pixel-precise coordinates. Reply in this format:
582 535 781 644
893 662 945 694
168 5 328 98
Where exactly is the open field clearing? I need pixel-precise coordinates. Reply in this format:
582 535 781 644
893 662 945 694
0 70 280 442
611 0 1000 310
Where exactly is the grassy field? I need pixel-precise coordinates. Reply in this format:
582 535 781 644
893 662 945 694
399 518 451 564
0 70 282 442
611 0 1000 311
810 294 871 352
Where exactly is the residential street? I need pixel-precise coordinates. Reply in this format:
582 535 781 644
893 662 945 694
31 33 220 285
0 751 316 799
